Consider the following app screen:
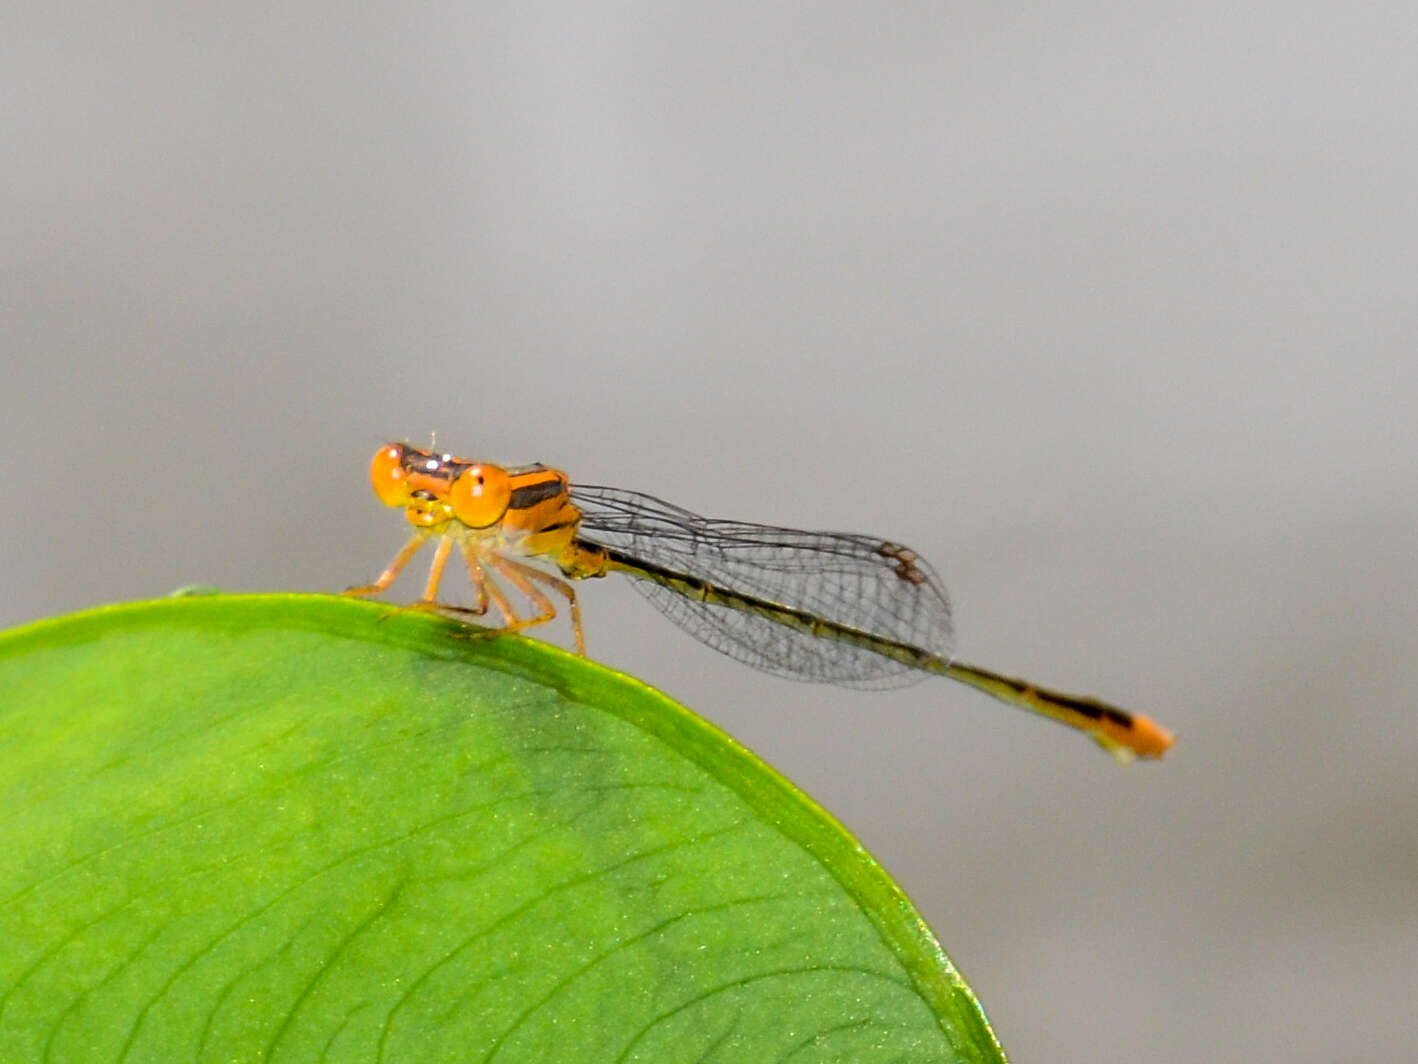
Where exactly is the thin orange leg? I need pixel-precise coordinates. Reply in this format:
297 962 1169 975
465 549 522 629
482 553 559 639
420 535 456 603
398 536 500 624
346 529 431 596
418 545 504 626
461 544 490 617
512 560 586 656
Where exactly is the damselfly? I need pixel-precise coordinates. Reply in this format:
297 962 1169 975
348 443 1173 760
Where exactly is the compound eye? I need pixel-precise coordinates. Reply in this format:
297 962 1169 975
369 444 409 507
448 464 511 528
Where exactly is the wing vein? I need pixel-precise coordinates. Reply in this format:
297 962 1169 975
570 485 955 688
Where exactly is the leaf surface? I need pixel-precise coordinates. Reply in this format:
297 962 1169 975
0 594 1004 1063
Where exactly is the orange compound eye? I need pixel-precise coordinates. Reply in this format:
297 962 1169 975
448 464 511 528
369 444 409 507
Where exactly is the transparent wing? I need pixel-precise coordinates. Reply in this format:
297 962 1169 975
569 485 955 688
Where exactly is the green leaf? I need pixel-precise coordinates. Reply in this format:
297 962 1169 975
0 594 1005 1063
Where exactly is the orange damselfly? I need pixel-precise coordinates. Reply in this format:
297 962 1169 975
348 442 1173 761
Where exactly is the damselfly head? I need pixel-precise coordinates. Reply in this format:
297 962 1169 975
368 442 513 531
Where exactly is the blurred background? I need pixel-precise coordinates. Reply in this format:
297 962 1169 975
5 3 1415 1061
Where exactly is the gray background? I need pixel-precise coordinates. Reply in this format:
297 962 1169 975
5 4 1415 1061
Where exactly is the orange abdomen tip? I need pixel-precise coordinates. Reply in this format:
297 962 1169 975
1127 713 1175 759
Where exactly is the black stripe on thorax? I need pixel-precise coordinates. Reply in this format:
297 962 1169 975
509 477 566 510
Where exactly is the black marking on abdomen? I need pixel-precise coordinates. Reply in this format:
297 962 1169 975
595 546 941 670
1041 690 1134 727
